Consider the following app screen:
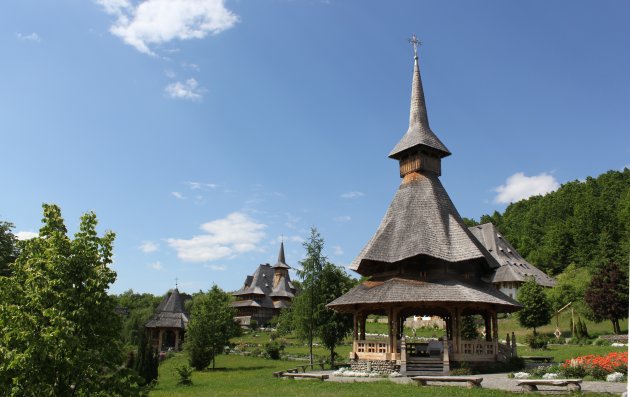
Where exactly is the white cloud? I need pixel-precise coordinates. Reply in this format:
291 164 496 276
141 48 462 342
148 261 163 270
333 215 351 222
494 172 560 204
172 191 186 199
205 264 226 271
332 245 344 255
341 191 364 199
15 231 38 240
182 62 200 71
139 240 158 253
165 69 176 79
186 181 217 190
16 32 41 42
96 0 239 56
168 212 266 262
165 78 204 101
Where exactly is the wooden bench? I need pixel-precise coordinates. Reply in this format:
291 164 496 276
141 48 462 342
517 379 582 392
521 356 554 363
411 376 483 389
273 371 284 378
283 373 329 381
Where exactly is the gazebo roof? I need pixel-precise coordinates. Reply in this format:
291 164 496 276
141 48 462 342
327 277 521 312
469 223 556 287
350 173 500 275
145 288 189 329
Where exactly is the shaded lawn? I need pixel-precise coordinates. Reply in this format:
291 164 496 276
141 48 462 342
150 352 619 397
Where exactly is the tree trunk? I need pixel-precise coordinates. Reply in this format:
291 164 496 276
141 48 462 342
330 347 335 369
612 318 620 334
212 346 216 370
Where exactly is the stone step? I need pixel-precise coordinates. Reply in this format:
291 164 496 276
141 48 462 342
406 370 448 376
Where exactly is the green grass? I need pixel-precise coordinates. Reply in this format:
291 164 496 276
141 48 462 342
150 353 514 397
498 314 627 340
517 344 627 363
149 352 620 396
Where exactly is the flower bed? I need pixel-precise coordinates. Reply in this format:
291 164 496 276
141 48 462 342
562 352 628 380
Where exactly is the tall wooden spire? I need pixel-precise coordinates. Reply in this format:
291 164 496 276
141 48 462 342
389 36 450 179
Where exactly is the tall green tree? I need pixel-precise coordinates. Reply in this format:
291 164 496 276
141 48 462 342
317 263 354 367
185 285 240 370
584 261 629 334
546 263 592 317
293 227 327 365
291 228 354 366
0 204 138 396
516 277 552 335
0 221 18 277
135 331 159 386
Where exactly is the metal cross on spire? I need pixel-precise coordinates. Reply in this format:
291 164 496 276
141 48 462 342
408 34 421 57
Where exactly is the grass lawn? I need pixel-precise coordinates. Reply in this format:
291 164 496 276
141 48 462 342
517 344 628 363
150 352 620 396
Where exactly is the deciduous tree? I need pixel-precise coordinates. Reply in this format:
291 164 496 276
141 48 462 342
585 261 629 334
0 204 138 396
186 285 240 370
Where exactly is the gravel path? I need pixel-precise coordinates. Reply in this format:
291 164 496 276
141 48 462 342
321 371 628 395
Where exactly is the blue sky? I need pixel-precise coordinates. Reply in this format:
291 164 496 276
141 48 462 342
2 0 628 295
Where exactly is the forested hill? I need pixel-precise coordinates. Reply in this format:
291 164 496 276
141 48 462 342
466 168 629 276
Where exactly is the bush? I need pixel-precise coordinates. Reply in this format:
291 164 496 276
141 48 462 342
589 365 609 380
593 338 611 346
525 333 548 349
249 319 258 331
450 362 473 375
264 340 284 360
560 364 587 378
175 365 193 386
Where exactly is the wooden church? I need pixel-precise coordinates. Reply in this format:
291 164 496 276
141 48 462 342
328 37 521 375
232 242 296 327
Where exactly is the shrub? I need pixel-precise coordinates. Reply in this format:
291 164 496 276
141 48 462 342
525 333 548 349
593 338 611 346
264 340 284 360
249 319 258 331
175 365 193 386
450 362 473 375
560 364 587 378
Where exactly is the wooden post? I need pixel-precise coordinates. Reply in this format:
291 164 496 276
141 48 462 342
388 307 394 354
491 312 499 341
158 330 163 351
511 332 517 357
484 313 492 342
175 329 180 351
353 312 358 341
400 335 407 374
392 308 399 355
454 308 461 354
506 333 511 357
360 314 366 340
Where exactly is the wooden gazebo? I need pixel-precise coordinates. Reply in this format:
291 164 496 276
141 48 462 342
328 38 521 376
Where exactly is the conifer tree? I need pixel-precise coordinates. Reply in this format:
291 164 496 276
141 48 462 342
516 277 552 335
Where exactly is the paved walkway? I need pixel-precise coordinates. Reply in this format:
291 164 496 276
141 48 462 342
320 371 628 395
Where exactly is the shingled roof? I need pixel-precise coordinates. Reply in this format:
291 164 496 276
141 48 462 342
469 223 556 287
273 241 290 270
350 173 500 275
327 277 521 312
389 52 450 159
145 288 189 329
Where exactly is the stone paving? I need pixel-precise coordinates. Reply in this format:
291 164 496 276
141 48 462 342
317 371 628 395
